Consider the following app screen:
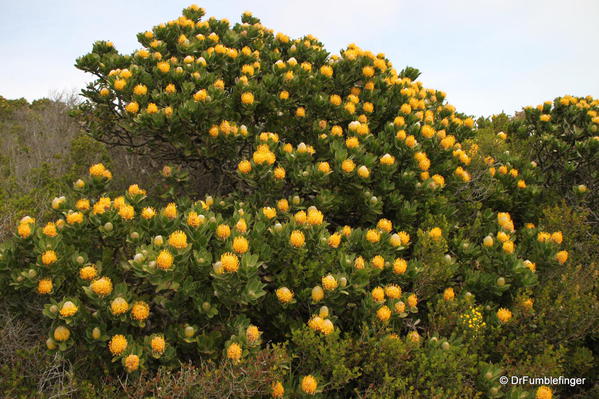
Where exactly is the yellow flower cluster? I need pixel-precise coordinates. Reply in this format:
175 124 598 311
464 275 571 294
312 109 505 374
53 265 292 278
459 307 486 333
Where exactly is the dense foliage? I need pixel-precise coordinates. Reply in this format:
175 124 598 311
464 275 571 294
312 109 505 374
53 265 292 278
0 4 597 398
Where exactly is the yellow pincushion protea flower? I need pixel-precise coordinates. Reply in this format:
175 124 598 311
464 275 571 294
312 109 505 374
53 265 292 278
42 250 58 266
521 298 534 311
407 293 418 308
502 240 514 254
37 279 53 294
371 286 385 303
232 236 249 254
216 224 231 240
321 274 338 291
163 202 177 219
357 165 370 178
246 325 261 343
376 305 391 322
328 233 341 248
125 102 139 113
60 301 78 317
91 277 113 296
341 159 355 173
235 219 247 233
17 222 32 238
75 199 90 211
320 64 333 77
317 161 331 173
497 231 510 243
156 250 174 270
43 222 58 237
276 198 289 212
157 61 170 73
151 336 166 354
536 386 552 399
388 233 401 247
555 250 568 264
289 230 305 248
497 308 512 323
371 255 385 270
394 301 406 313
301 375 318 395
429 227 442 240
133 84 147 95
140 207 156 219
354 256 365 270
294 211 307 224
385 284 402 299
311 286 325 302
241 92 254 104
523 260 536 272
131 301 150 321
227 343 242 361
79 265 97 280
407 330 421 343
221 252 239 273
551 231 563 244
53 326 70 342
431 174 445 187
393 258 408 274
398 231 410 245
345 136 359 149
271 381 285 398
128 184 146 196
275 287 294 303
238 160 252 174
119 205 135 220
66 212 84 224
93 197 111 215
89 163 107 177
187 211 203 227
443 287 455 301
168 230 188 249
308 316 324 331
306 208 323 225
380 153 395 165
273 166 286 180
365 229 380 243
262 207 277 219
362 65 375 77
111 297 129 315
376 218 392 233
124 354 140 372
319 319 334 335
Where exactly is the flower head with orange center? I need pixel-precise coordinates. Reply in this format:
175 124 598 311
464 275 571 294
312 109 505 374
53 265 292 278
301 375 318 395
42 250 58 266
156 250 174 270
37 279 53 294
168 230 188 249
276 287 294 303
221 252 239 273
497 308 512 323
151 336 166 354
124 354 139 372
91 277 113 296
131 301 150 321
109 334 127 355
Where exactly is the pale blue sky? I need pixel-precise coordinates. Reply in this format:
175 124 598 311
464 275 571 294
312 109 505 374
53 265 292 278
1 0 598 116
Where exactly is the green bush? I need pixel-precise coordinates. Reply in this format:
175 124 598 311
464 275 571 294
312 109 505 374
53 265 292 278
0 4 597 398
